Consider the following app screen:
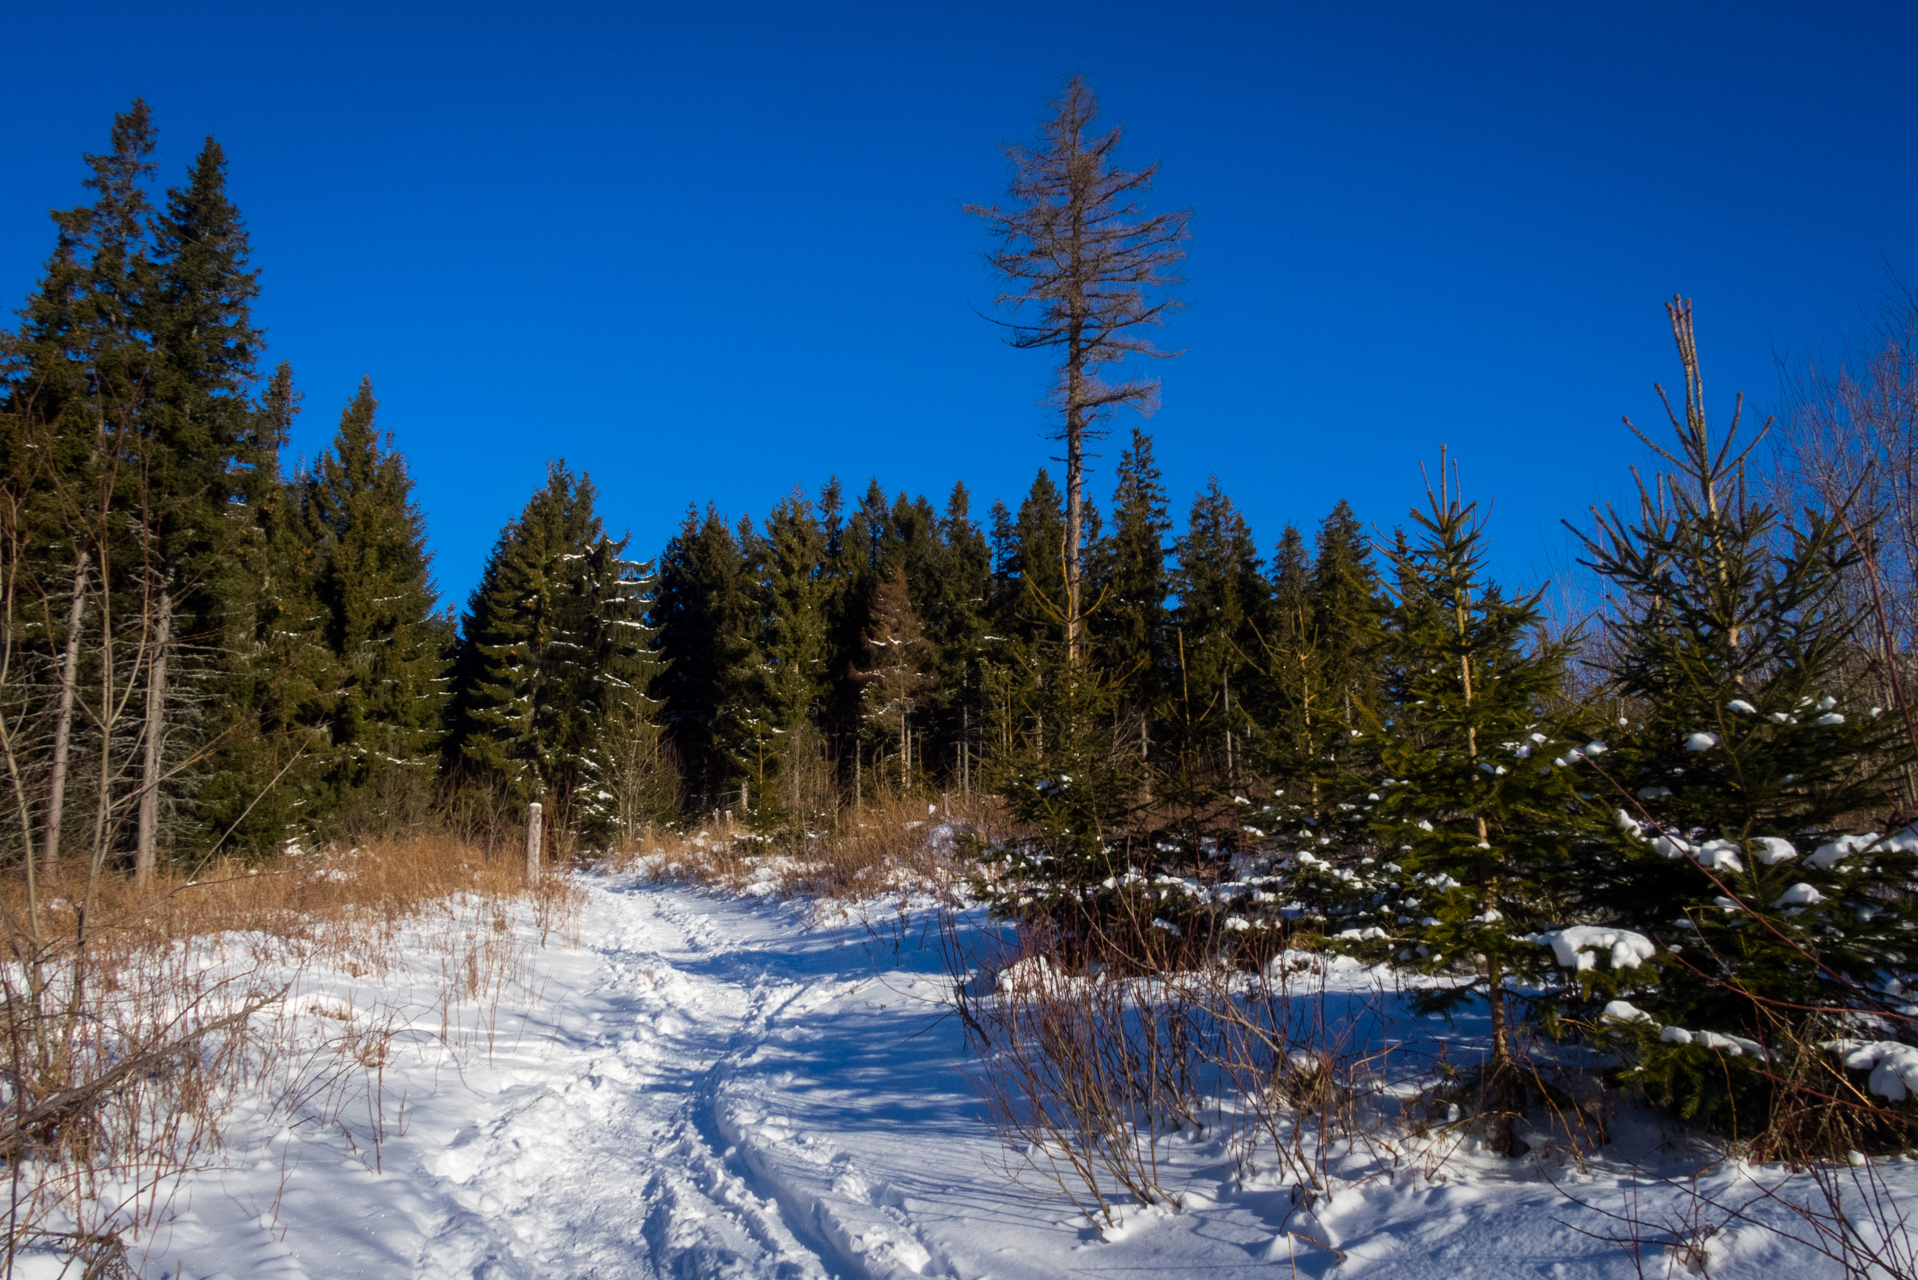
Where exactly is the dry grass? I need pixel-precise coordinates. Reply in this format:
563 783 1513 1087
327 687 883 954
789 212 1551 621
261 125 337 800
615 791 1012 905
0 833 582 1274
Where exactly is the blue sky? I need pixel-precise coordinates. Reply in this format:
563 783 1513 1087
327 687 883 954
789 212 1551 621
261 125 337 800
4 1 1915 614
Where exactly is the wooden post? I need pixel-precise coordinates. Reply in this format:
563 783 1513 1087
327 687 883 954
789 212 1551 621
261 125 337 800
526 802 543 883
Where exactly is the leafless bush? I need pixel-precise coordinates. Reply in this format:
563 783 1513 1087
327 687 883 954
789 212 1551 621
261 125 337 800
1773 292 1918 805
945 918 1203 1226
1183 947 1402 1194
944 893 1421 1230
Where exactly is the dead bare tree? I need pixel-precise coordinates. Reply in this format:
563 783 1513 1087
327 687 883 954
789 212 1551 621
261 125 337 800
41 550 87 880
968 75 1190 663
1773 292 1918 805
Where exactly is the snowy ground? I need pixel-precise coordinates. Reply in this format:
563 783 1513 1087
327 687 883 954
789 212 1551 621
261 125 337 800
60 870 1918 1279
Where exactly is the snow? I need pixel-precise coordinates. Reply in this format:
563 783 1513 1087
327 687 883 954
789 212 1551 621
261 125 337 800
1751 836 1798 865
1600 999 1656 1025
1839 1041 1918 1102
1532 925 1656 971
47 871 1918 1279
1770 882 1825 908
1648 833 1743 871
1808 833 1878 870
1695 839 1745 872
1685 732 1719 751
1658 1027 1770 1059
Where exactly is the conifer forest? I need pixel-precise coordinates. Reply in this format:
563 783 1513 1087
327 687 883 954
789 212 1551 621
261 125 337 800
5 67 1918 1280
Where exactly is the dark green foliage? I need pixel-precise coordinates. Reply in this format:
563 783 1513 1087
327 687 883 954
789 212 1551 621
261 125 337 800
1166 478 1268 800
306 380 447 828
925 484 993 791
972 637 1139 942
756 489 832 737
650 504 763 811
1091 429 1170 726
1368 470 1593 1014
855 565 937 789
144 140 292 853
2 104 335 862
194 364 336 851
1252 526 1324 798
1572 306 1912 1135
141 138 264 610
1312 499 1385 728
993 470 1069 642
448 463 654 838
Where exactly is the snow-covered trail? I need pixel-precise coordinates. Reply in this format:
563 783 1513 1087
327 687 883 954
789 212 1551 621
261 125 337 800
415 883 853 1279
143 876 1067 1280
126 873 1895 1280
414 879 1015 1280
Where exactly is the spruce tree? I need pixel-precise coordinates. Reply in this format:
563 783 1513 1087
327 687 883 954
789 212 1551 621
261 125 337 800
306 379 446 829
1573 301 1911 1139
980 472 1069 775
1092 428 1171 735
1312 501 1384 718
727 513 783 818
926 483 993 796
1168 478 1268 800
142 137 264 630
751 489 831 832
972 643 1136 952
757 490 830 733
1368 463 1593 1155
1255 524 1326 801
818 481 891 785
448 462 653 839
574 533 663 839
993 469 1069 642
1249 504 1390 835
198 364 336 850
144 138 283 853
5 102 157 545
855 566 937 790
5 104 162 874
650 504 761 812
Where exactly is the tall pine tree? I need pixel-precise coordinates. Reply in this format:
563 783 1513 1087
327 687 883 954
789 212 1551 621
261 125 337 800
449 462 651 835
306 379 447 830
650 504 761 812
1168 478 1268 800
1092 428 1171 739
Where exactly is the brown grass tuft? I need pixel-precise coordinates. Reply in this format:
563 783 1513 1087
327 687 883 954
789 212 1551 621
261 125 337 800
0 833 581 1273
614 791 1011 905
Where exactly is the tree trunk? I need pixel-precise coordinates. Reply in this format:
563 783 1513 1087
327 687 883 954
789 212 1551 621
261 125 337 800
1064 221 1086 665
135 589 171 887
961 704 970 800
1064 399 1084 663
1223 669 1234 789
42 551 88 880
1486 953 1512 1068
